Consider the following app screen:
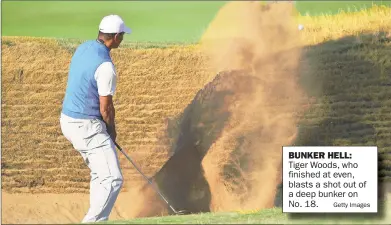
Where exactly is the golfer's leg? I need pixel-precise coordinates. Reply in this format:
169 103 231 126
82 171 100 223
59 115 121 223
96 140 123 221
78 152 105 223
82 138 123 222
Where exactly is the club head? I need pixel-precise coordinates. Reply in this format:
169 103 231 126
174 210 190 215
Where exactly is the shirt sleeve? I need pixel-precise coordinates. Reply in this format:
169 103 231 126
94 62 117 96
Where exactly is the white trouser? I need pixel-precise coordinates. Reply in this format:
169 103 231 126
59 113 123 223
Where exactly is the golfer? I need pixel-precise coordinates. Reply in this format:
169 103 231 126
60 15 131 223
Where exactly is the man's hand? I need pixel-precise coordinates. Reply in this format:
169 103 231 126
100 95 116 142
111 129 117 142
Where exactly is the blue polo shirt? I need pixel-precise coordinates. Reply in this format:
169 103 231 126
61 40 112 119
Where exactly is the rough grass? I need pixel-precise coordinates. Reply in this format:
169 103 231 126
295 1 391 16
1 36 212 193
102 194 391 224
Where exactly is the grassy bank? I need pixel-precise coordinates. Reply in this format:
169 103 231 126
103 197 390 224
2 1 391 42
2 1 226 43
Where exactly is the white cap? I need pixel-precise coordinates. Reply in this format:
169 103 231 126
99 14 132 34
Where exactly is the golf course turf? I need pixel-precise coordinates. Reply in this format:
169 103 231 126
2 1 391 224
99 202 391 224
2 1 226 43
3 1 391 42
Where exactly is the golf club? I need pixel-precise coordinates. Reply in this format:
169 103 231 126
114 141 189 215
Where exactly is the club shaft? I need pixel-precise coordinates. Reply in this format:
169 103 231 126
114 142 179 213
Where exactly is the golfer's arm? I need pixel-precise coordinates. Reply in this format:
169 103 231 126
95 61 117 135
100 96 116 134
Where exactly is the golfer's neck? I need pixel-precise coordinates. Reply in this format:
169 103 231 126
97 38 112 50
103 42 112 50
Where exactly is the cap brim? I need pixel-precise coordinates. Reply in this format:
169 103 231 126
123 26 132 34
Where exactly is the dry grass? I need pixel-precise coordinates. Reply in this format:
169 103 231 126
1 37 214 193
296 5 391 45
2 4 391 196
